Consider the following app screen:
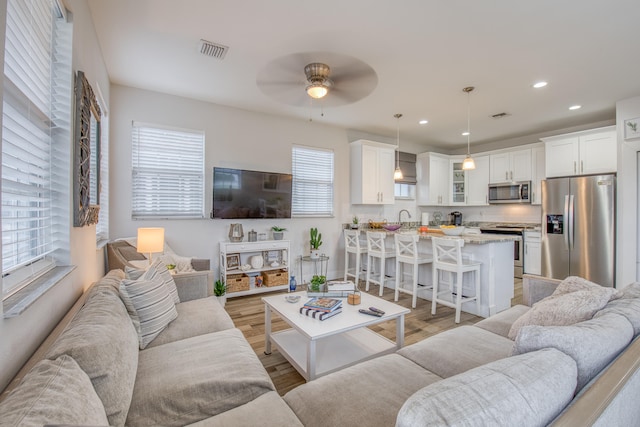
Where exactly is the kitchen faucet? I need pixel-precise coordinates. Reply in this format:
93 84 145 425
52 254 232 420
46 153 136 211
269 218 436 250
398 209 411 224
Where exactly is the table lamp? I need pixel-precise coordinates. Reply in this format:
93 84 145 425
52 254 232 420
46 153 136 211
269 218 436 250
137 227 165 265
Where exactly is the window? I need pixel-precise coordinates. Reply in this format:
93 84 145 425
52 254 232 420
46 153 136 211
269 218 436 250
2 0 71 297
394 151 417 200
131 123 205 219
291 145 334 217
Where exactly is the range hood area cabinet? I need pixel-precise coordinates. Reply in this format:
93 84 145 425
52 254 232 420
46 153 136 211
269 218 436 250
489 148 532 184
350 140 395 204
541 126 616 178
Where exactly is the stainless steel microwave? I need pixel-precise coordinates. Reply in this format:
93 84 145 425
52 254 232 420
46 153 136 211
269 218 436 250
488 181 531 204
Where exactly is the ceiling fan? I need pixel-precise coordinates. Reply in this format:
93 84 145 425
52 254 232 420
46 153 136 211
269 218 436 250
256 52 378 108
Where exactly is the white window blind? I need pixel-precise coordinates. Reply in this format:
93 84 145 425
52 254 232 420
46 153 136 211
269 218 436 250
131 123 205 219
2 0 70 297
292 145 334 217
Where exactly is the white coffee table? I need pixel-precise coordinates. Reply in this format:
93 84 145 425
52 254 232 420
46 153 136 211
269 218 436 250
263 291 410 381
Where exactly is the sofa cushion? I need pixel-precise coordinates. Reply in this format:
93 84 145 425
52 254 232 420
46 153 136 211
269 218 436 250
474 304 530 338
397 326 514 378
143 259 180 303
553 275 619 296
284 354 441 427
88 268 126 297
45 290 138 427
397 348 577 427
0 355 109 427
512 313 634 391
508 281 619 340
145 296 235 348
595 282 640 336
120 271 179 349
127 328 274 427
186 391 303 427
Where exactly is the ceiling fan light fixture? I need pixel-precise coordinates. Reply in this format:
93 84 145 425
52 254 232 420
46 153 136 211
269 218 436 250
306 83 329 99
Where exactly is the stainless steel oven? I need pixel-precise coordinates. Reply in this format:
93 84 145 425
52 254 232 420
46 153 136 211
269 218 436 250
480 225 525 278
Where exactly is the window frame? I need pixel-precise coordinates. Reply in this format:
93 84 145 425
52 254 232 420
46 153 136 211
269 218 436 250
291 145 334 218
131 122 205 220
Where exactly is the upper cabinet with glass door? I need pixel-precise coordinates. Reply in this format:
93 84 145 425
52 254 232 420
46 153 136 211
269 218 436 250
450 158 466 205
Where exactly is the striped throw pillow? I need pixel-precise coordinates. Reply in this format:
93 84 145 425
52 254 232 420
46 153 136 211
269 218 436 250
120 274 178 349
143 259 180 304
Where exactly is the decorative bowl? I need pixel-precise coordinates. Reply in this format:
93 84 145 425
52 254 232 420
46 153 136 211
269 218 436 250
368 219 387 229
382 224 402 231
441 226 465 236
285 295 301 303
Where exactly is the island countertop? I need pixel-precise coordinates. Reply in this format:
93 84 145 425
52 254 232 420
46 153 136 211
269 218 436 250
374 229 520 245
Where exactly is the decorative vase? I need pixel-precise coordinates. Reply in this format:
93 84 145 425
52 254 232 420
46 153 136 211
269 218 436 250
273 231 284 240
289 275 297 292
216 295 226 307
250 255 264 269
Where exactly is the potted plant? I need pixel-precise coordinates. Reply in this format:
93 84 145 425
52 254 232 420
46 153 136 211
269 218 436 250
214 279 227 307
309 227 323 259
309 275 326 292
351 216 359 229
271 226 286 240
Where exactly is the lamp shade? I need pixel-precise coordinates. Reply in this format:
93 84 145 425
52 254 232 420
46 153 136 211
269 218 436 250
137 227 165 254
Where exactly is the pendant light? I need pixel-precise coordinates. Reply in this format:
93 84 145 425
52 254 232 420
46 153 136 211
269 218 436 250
394 113 404 180
462 86 476 170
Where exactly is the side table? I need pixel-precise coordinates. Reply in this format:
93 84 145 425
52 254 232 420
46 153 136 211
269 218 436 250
298 255 329 287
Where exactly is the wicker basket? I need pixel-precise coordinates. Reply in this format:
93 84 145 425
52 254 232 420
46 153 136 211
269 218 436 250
226 273 250 293
262 269 288 287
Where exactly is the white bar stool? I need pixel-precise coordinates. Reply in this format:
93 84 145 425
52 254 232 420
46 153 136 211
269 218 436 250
394 233 433 308
431 237 481 323
366 231 395 296
343 229 368 285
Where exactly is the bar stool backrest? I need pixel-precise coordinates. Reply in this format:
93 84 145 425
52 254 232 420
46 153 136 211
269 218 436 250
344 229 363 253
432 237 464 267
395 233 420 261
366 231 388 255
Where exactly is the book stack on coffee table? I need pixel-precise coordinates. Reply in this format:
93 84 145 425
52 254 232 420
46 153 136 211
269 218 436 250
299 297 342 321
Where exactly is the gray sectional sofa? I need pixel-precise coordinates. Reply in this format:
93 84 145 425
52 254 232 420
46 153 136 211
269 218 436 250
1 271 639 426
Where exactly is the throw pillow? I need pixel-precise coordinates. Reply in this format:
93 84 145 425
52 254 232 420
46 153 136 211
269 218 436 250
396 348 577 427
508 284 619 340
0 355 110 426
595 282 640 336
120 273 178 349
124 265 146 280
143 259 180 304
552 275 622 298
512 313 633 391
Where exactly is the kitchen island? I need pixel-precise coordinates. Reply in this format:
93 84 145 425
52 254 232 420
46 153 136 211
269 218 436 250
372 229 518 318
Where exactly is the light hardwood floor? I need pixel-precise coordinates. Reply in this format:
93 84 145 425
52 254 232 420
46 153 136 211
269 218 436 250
226 278 523 396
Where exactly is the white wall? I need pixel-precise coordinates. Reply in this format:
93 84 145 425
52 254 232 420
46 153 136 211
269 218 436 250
616 95 640 288
109 85 361 282
0 0 110 391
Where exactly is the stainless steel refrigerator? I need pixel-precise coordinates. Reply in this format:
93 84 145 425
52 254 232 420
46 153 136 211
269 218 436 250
541 174 616 287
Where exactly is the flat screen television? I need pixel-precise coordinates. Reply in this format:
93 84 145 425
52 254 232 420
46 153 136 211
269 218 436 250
212 167 293 219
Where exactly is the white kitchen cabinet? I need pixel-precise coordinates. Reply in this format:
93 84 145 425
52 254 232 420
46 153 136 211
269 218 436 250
530 146 545 205
350 140 396 204
417 152 449 205
450 157 466 205
524 231 541 275
489 148 532 183
542 126 616 178
466 155 490 205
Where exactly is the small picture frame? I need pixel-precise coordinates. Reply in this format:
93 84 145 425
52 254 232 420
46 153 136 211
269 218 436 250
624 117 640 140
263 250 280 264
226 253 240 270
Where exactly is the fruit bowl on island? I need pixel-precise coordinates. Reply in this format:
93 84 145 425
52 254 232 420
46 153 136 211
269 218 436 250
382 224 402 232
440 225 465 236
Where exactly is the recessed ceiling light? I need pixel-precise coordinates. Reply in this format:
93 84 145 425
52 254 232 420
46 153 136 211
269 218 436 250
462 131 470 136
533 81 548 89
569 105 582 110
419 119 429 125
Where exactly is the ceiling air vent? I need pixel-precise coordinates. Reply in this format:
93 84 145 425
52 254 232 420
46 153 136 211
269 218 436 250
491 112 510 119
198 39 228 60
